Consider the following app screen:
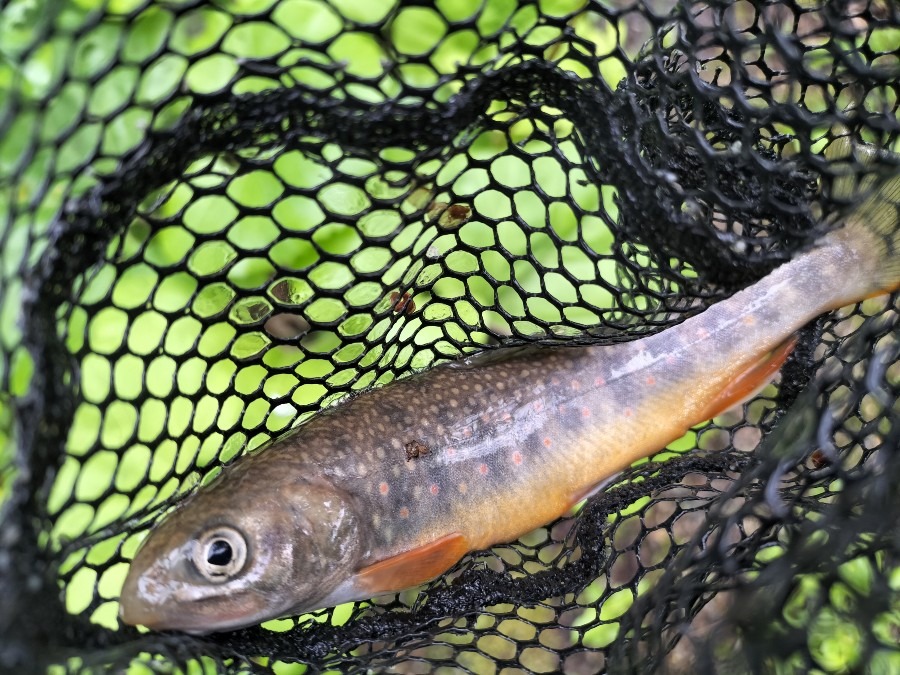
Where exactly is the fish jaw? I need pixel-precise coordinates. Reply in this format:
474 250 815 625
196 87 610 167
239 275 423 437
119 557 285 634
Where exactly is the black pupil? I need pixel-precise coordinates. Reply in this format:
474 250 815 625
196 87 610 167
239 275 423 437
206 539 233 566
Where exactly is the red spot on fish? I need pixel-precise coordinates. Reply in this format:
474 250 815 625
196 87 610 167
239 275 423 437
399 507 409 519
551 377 561 386
543 437 552 447
595 376 605 386
379 482 389 495
624 408 633 418
582 407 591 418
696 327 710 339
533 400 544 412
501 411 512 421
646 376 656 385
463 427 473 438
479 463 489 476
446 446 456 457
430 484 440 496
512 451 523 465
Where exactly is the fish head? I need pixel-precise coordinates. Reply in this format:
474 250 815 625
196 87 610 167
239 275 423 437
119 465 363 634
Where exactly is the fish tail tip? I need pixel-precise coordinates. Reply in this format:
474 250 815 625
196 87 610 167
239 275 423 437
825 138 900 294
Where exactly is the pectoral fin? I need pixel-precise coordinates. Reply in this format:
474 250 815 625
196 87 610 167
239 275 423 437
356 533 470 594
700 336 797 420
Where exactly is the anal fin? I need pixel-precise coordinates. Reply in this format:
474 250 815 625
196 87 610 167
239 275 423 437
356 533 470 595
700 335 798 420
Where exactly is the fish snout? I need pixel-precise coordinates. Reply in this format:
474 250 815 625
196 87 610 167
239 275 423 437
118 571 164 630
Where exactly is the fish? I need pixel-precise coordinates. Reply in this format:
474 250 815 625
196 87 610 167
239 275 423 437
118 139 900 634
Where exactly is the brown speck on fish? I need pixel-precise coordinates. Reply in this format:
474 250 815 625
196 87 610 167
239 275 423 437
405 440 430 462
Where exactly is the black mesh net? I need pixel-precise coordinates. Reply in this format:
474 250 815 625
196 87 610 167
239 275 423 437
1 0 899 672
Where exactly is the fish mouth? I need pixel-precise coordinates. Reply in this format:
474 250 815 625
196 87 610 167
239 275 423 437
118 594 271 634
119 568 277 634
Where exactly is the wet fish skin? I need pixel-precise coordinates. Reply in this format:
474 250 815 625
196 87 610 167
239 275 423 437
119 140 900 634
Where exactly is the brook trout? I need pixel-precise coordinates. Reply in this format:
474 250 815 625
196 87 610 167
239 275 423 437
119 140 900 633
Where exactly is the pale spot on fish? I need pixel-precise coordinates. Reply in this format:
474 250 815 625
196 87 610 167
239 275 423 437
742 315 756 325
624 408 633 417
571 381 581 391
582 407 591 418
399 507 409 519
696 327 710 339
501 411 512 421
447 446 456 457
595 376 605 386
533 400 544 412
458 482 468 494
463 427 473 438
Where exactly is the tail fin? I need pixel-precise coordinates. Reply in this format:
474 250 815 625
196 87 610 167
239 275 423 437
825 137 900 295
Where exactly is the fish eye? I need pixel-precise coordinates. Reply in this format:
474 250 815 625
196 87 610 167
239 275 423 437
192 526 247 582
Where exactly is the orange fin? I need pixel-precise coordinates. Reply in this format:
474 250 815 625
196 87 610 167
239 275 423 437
700 336 797 420
357 533 470 594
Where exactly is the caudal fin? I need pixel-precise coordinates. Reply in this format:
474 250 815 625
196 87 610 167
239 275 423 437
825 137 900 295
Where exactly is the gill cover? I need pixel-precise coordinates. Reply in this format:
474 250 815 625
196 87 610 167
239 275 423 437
119 463 364 634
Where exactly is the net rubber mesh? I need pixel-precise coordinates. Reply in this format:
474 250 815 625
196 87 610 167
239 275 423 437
1 0 899 672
